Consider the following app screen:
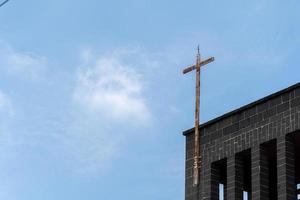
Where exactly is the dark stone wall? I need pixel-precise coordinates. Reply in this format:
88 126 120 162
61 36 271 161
183 83 300 200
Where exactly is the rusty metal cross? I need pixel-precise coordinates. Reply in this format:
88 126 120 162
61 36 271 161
182 47 214 186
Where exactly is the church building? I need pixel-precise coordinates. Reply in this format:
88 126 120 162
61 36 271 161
183 82 300 200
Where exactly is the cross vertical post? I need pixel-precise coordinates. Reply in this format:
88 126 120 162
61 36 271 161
194 47 201 187
182 47 214 187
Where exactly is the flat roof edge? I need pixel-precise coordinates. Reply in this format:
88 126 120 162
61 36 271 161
183 82 300 136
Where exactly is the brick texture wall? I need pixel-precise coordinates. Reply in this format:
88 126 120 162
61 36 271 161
183 83 300 200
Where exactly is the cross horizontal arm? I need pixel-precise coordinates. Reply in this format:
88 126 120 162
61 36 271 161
182 57 215 74
182 65 197 74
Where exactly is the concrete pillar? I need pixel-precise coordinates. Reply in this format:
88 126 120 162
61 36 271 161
227 155 244 200
251 145 269 200
277 135 296 200
226 156 235 200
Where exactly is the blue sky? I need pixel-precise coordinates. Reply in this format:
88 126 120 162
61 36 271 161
0 0 299 200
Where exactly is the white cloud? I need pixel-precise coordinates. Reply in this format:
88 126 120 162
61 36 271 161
73 49 151 124
59 48 155 174
0 41 47 80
